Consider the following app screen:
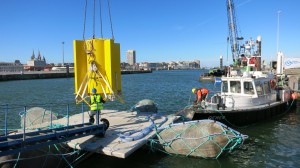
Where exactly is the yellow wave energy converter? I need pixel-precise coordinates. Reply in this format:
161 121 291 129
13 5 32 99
74 38 122 105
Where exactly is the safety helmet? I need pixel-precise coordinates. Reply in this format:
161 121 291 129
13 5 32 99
92 88 97 93
192 88 196 93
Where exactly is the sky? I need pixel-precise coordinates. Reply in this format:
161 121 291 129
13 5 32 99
1 0 300 67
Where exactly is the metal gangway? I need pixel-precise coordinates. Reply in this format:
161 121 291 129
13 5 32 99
0 104 108 157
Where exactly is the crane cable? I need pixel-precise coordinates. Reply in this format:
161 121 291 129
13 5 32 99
107 0 115 40
82 0 88 41
82 0 114 40
99 0 103 38
93 0 96 38
76 0 122 105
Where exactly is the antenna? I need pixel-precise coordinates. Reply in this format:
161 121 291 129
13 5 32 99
276 10 281 53
62 41 65 66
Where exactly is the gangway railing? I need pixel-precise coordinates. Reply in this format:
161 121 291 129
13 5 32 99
0 103 107 157
0 123 106 157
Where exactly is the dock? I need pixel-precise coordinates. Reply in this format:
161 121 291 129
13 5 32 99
1 109 175 158
67 110 176 158
3 108 176 158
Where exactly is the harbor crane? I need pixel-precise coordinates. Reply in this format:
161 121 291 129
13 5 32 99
226 0 262 70
226 0 243 65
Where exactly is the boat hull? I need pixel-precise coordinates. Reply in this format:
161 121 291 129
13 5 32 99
178 100 297 127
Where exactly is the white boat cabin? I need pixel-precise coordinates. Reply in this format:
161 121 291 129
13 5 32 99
219 71 278 109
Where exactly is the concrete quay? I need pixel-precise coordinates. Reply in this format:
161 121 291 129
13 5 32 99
121 70 152 74
0 71 73 81
0 70 152 81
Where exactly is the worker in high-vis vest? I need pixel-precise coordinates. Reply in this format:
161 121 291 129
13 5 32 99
192 88 209 105
89 88 106 124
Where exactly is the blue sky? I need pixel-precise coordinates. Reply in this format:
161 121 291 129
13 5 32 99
1 0 300 67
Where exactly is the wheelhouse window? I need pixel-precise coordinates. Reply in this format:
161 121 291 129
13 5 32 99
255 81 264 96
263 81 271 94
222 81 228 93
230 81 241 93
244 81 254 95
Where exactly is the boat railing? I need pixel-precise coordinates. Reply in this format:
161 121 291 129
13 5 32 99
0 102 108 157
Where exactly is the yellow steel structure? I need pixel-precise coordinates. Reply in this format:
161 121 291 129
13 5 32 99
74 38 122 105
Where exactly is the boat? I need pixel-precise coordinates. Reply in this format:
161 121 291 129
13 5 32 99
51 66 74 71
178 70 297 126
176 36 298 127
199 68 225 82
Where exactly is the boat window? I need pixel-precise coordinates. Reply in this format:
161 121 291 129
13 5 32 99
222 81 228 93
244 81 254 95
264 81 271 94
255 81 264 96
230 81 241 93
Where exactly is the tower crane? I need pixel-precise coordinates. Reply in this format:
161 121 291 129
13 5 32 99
226 0 243 65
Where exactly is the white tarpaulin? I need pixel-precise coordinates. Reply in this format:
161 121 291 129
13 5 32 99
284 57 300 69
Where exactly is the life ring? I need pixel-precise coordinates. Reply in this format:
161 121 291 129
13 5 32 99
270 80 276 89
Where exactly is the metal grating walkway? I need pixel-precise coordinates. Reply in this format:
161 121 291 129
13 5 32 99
0 123 106 157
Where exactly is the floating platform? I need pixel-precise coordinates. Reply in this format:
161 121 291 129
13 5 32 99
66 110 176 158
1 108 176 159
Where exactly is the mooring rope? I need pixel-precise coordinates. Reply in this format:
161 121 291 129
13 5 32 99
118 113 168 142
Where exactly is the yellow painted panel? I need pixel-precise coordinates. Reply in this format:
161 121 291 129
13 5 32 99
112 42 122 94
73 40 87 94
73 38 121 102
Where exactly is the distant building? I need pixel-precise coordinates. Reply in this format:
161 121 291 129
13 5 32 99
138 61 200 70
126 50 136 65
0 60 23 72
190 60 201 69
24 50 47 71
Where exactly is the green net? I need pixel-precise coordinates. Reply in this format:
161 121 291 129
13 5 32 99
150 119 248 159
20 107 59 129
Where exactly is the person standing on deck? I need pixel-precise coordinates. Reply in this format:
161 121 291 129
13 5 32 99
89 88 106 124
192 88 209 105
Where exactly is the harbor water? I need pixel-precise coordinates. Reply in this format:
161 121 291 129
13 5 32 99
0 70 299 168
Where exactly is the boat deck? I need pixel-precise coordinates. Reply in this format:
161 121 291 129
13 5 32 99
66 110 177 158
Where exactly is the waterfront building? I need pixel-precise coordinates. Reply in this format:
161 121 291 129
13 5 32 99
139 62 150 70
120 62 129 70
139 61 200 70
174 61 189 69
190 60 201 69
51 63 74 71
0 60 23 72
126 50 136 65
24 50 47 71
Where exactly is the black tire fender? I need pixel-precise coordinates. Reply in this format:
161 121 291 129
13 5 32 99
100 118 109 131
